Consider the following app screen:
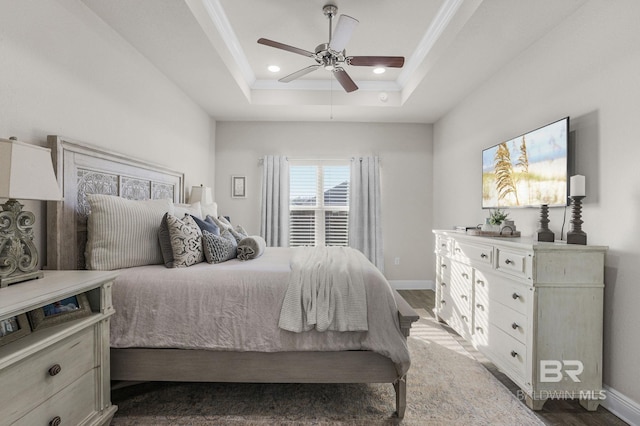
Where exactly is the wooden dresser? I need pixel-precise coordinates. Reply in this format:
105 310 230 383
433 230 607 411
0 271 118 425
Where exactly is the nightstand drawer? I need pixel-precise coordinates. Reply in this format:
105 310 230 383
0 326 96 424
14 369 97 426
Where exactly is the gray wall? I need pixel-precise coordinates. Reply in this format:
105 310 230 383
434 0 640 408
0 0 215 267
214 121 433 283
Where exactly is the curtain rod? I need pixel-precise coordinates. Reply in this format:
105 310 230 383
258 157 379 164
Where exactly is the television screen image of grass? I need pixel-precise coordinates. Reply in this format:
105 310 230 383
482 118 568 208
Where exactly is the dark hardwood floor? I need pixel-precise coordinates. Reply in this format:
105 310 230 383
397 289 628 426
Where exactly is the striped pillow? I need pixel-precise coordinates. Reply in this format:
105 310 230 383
85 194 172 270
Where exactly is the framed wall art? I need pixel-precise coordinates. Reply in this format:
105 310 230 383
0 313 31 347
231 176 246 198
28 293 92 331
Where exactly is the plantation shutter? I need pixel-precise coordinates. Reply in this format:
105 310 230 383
289 161 349 247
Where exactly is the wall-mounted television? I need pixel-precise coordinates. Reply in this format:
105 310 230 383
482 117 569 209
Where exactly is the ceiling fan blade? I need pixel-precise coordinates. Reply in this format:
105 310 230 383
347 56 405 68
333 68 358 93
257 38 315 58
329 14 359 52
279 65 321 83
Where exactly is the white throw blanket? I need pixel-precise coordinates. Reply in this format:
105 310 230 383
279 246 368 332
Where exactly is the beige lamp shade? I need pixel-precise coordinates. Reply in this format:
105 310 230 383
190 185 213 205
0 138 62 201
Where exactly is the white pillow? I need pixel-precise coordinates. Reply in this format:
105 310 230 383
85 194 172 270
174 201 202 219
200 202 218 219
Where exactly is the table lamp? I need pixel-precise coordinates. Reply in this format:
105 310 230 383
0 137 62 287
190 184 213 205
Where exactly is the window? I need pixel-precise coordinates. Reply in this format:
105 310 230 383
289 161 350 247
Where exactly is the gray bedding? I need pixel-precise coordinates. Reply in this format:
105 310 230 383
110 247 410 374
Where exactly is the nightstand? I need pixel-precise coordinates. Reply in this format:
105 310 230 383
0 270 118 425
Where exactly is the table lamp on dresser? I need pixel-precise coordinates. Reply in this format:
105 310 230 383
0 137 62 287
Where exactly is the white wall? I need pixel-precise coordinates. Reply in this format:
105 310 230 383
0 0 214 267
434 0 640 409
215 121 433 281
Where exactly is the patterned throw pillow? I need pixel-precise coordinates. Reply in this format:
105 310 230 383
210 215 233 233
228 225 248 243
202 229 237 263
166 214 204 267
190 214 220 236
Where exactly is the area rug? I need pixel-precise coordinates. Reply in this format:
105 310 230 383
111 314 543 425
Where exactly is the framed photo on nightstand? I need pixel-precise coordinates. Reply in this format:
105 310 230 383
28 293 91 331
0 313 31 347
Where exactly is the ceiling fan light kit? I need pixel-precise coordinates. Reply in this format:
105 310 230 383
257 3 405 93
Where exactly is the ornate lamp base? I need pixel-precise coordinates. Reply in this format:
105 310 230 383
0 199 43 287
567 196 587 245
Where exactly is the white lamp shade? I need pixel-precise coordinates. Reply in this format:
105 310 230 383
190 185 213 205
329 14 359 52
0 138 62 201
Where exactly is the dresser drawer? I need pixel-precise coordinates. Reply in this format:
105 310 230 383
487 275 531 317
435 234 451 255
453 241 493 265
495 248 533 280
489 300 528 344
14 369 97 426
0 326 96 424
488 324 527 383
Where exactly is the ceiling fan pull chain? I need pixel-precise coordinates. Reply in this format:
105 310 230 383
330 75 334 120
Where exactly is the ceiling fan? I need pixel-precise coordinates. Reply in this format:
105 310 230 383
257 4 405 93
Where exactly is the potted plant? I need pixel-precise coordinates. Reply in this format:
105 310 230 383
489 209 509 226
482 209 509 232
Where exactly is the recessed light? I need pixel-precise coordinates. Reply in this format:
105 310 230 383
268 65 280 73
373 67 386 74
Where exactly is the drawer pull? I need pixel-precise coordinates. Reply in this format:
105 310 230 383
476 303 484 310
512 293 520 300
461 272 469 278
480 253 488 259
460 294 468 300
441 282 447 287
511 322 520 330
476 279 484 286
441 243 446 247
49 416 62 426
475 326 483 332
48 364 62 376
440 300 446 305
510 350 518 358
461 315 468 321
455 247 461 252
441 264 447 268
505 258 514 265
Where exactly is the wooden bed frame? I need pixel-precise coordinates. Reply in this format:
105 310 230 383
45 135 419 418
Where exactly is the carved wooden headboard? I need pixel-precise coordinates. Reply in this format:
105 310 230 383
46 135 184 270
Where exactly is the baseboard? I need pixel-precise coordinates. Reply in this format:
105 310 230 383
601 385 640 426
388 280 434 290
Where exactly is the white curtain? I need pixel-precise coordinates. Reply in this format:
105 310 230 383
260 155 289 247
348 156 384 272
